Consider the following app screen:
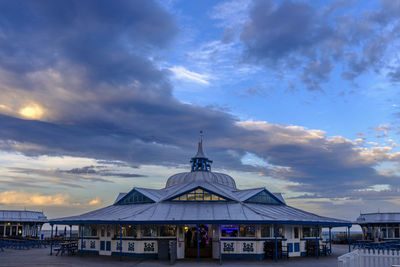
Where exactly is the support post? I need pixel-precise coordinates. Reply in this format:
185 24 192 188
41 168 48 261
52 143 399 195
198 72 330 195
70 225 72 240
119 225 123 261
50 224 53 255
347 226 351 252
34 222 37 238
316 226 319 259
80 225 84 256
197 224 200 262
274 224 278 262
329 227 332 254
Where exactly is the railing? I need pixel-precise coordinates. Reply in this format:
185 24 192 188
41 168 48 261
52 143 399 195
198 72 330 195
338 249 400 267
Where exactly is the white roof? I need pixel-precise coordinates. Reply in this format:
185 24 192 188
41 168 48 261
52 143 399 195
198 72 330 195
357 212 400 224
0 210 47 223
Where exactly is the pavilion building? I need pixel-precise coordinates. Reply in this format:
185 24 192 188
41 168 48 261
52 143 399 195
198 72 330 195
356 212 400 241
50 137 351 260
0 210 47 238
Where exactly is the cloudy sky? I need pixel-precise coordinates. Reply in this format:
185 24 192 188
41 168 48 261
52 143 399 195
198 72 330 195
0 0 400 222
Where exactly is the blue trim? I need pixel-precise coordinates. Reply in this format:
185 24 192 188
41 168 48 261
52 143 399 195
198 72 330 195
111 237 176 241
221 238 287 241
50 219 351 227
221 253 264 259
78 250 99 255
301 252 306 256
165 186 232 202
111 252 157 258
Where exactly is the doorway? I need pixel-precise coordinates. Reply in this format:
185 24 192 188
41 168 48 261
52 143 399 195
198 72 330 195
99 225 112 256
184 224 212 258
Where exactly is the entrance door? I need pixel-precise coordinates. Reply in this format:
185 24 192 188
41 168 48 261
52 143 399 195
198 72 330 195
99 225 112 256
286 226 301 257
184 224 212 258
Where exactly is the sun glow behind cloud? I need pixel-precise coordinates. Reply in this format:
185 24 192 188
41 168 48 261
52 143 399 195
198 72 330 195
19 104 44 120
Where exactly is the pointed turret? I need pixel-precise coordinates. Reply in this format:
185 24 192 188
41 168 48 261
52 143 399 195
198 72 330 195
190 131 213 172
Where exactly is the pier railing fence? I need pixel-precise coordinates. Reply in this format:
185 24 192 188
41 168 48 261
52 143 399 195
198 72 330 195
338 248 400 267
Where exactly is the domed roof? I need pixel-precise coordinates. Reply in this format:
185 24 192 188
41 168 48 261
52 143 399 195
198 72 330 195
165 171 237 189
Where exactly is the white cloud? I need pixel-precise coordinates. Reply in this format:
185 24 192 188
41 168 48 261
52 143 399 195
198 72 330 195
0 190 70 206
169 66 210 85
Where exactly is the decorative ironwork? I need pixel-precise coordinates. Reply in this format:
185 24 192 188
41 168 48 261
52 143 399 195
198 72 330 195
223 242 234 252
81 240 86 249
144 242 155 252
116 242 121 250
128 242 135 251
243 242 254 252
90 241 96 249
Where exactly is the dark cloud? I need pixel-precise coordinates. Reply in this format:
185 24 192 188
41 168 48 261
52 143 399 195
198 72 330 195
63 165 146 178
239 0 400 90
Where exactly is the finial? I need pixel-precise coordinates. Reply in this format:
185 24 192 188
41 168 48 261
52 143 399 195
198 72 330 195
200 130 203 142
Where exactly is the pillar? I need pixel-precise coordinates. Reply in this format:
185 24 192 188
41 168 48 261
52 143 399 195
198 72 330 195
70 225 72 240
274 224 278 262
347 226 351 252
50 224 53 256
80 225 84 256
119 225 123 261
329 227 332 254
316 226 319 259
197 224 200 262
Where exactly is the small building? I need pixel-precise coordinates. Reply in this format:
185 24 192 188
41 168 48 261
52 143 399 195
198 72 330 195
356 212 400 241
0 210 48 238
51 137 351 260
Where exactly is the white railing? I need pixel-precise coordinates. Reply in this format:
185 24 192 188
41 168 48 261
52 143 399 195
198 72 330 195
338 249 400 267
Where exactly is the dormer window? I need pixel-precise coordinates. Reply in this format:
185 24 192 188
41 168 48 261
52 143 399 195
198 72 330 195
171 188 227 201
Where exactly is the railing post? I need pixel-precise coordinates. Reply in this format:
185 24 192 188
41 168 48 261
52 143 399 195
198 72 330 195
50 224 53 255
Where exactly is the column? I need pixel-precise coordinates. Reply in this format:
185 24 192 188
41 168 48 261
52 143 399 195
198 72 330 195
329 227 332 254
274 224 278 262
315 226 319 259
50 224 54 256
347 226 351 252
80 225 84 256
119 225 123 261
197 224 200 262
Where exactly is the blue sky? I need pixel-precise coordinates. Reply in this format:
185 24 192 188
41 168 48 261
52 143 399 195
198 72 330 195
0 0 399 221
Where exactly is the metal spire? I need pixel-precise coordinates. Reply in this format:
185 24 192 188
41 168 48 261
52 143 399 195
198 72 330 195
190 130 212 172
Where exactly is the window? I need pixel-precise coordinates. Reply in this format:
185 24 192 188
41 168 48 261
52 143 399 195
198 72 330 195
294 227 299 239
303 227 318 238
126 225 137 237
172 188 227 201
261 225 272 237
245 190 281 204
119 190 153 204
159 225 176 237
84 225 97 237
221 225 239 237
239 225 255 237
142 225 158 237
